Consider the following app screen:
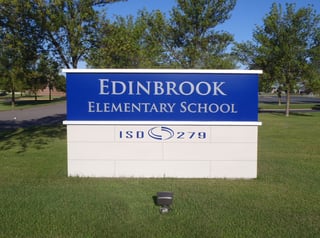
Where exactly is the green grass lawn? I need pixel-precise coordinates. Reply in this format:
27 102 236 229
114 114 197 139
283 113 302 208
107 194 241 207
0 113 319 237
0 96 65 111
259 102 320 110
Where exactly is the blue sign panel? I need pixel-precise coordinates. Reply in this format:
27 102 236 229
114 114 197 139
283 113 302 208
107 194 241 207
65 71 260 121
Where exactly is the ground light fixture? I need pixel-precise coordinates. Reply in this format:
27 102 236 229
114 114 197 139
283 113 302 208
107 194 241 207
156 191 173 214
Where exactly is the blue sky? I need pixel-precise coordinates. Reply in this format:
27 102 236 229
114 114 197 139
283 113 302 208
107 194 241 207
106 0 320 42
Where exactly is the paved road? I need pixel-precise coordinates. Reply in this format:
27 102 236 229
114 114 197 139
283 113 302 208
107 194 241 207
259 95 320 113
0 102 66 129
259 95 320 104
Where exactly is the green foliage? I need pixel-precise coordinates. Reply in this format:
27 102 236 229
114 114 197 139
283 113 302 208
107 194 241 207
38 0 100 68
0 0 116 107
0 113 320 237
135 10 170 68
233 3 320 115
24 70 47 101
0 0 43 106
87 10 167 68
306 28 320 94
55 75 67 93
168 0 236 68
87 15 141 68
87 0 237 69
36 54 64 99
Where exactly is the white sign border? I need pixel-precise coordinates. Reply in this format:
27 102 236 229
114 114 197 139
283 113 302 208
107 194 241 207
63 120 262 126
62 69 263 74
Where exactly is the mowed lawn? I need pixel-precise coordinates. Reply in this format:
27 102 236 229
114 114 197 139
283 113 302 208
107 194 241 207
0 113 319 238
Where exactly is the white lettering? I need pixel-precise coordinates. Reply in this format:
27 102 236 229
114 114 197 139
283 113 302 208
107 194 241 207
88 101 95 112
166 81 180 95
196 81 211 96
154 81 165 95
96 102 103 112
98 79 228 96
179 81 194 96
179 101 237 114
208 104 219 113
128 81 134 95
111 81 126 95
99 79 110 95
87 101 177 113
111 103 122 112
180 101 187 113
212 82 227 96
136 81 150 95
198 103 208 113
166 103 176 112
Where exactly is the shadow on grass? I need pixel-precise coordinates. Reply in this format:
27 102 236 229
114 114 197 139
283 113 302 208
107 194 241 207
0 115 66 153
290 112 314 117
152 195 158 206
265 112 315 117
312 104 320 110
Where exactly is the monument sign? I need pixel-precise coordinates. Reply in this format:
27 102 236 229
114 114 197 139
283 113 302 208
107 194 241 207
63 69 262 178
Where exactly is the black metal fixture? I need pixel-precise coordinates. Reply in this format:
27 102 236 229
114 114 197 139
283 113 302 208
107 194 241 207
156 191 173 213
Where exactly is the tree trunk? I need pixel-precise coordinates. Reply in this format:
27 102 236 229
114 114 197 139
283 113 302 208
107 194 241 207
285 89 290 117
277 92 281 105
49 87 52 101
11 90 15 108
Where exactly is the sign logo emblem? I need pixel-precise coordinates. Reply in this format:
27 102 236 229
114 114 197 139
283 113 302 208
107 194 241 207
148 126 174 141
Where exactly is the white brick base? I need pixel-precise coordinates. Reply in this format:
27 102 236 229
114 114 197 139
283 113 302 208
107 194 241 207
64 122 261 178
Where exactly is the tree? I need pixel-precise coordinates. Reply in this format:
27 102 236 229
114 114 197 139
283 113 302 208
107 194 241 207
25 69 47 101
167 0 236 68
87 15 140 68
0 0 43 106
134 10 169 68
233 3 320 116
28 54 61 101
54 75 66 94
40 56 62 101
306 28 320 94
87 0 237 69
86 10 167 68
37 0 126 69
